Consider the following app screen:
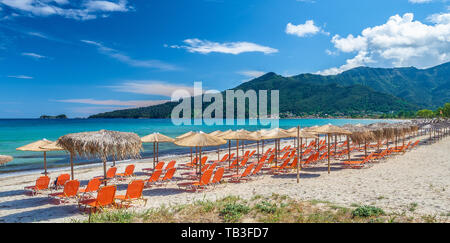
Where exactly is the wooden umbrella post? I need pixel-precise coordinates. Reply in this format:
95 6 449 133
228 141 231 167
334 134 337 157
156 142 159 163
327 134 331 174
296 126 300 184
347 136 350 161
257 140 260 162
236 140 239 175
199 147 202 180
70 152 74 180
153 142 156 168
43 151 47 175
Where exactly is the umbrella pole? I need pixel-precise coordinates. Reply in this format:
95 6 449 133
327 134 331 174
257 141 260 162
103 158 107 185
275 139 278 167
157 142 159 163
334 134 337 157
262 140 264 155
70 152 74 180
347 136 350 161
236 140 239 175
228 141 231 167
199 147 202 181
296 126 300 183
217 147 220 161
153 143 156 168
43 151 47 175
190 147 193 164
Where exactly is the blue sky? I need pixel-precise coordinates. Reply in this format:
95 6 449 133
0 0 449 118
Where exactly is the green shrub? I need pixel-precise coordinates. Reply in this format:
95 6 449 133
352 205 385 218
254 201 278 214
219 203 250 222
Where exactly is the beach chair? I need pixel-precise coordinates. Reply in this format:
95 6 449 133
24 176 50 195
156 168 177 186
52 173 70 190
229 163 255 183
79 185 116 213
142 161 164 173
48 179 80 204
270 158 291 174
177 169 213 192
247 161 265 179
78 178 101 200
116 164 135 180
164 160 176 171
145 169 163 188
209 167 225 188
409 140 420 150
94 167 117 184
342 153 374 169
281 157 299 173
114 180 147 207
248 150 256 158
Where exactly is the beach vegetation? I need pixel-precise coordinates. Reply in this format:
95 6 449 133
351 205 385 218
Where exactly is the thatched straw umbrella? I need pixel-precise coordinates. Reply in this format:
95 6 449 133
344 124 374 158
17 139 64 175
309 125 351 174
57 130 142 180
0 155 13 166
260 128 291 168
216 129 233 164
222 130 259 174
141 132 175 168
177 131 197 164
174 132 227 179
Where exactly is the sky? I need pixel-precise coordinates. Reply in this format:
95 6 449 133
0 0 449 118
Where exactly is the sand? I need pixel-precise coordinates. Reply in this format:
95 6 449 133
0 135 449 223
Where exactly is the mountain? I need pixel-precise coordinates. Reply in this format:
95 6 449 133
290 62 450 108
90 62 450 119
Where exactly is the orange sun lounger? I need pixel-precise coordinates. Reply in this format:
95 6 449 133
25 176 50 195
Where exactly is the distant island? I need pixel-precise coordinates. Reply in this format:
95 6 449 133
40 114 68 119
89 62 450 119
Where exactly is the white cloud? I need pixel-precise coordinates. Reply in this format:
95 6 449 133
238 70 266 78
286 20 326 37
427 12 450 24
7 75 33 79
21 52 46 59
56 98 168 107
81 40 177 70
319 13 450 75
107 81 195 97
171 39 278 55
0 0 132 21
408 0 432 3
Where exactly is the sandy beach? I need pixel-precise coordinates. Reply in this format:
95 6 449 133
0 135 449 223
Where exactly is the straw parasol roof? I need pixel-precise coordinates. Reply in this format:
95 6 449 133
57 130 142 160
16 139 56 152
0 155 13 165
260 128 292 139
208 130 223 137
57 130 142 180
17 139 64 175
222 130 260 141
176 131 196 139
174 132 227 147
39 141 65 151
309 124 352 135
141 132 175 143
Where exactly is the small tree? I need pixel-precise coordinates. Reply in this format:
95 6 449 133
416 109 434 118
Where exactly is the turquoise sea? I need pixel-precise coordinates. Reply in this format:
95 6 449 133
0 118 397 175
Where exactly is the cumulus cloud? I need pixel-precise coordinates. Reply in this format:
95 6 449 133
0 0 132 21
107 81 195 97
81 40 177 70
170 39 278 55
286 20 327 37
318 13 450 75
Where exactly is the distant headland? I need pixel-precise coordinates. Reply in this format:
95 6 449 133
39 114 68 119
